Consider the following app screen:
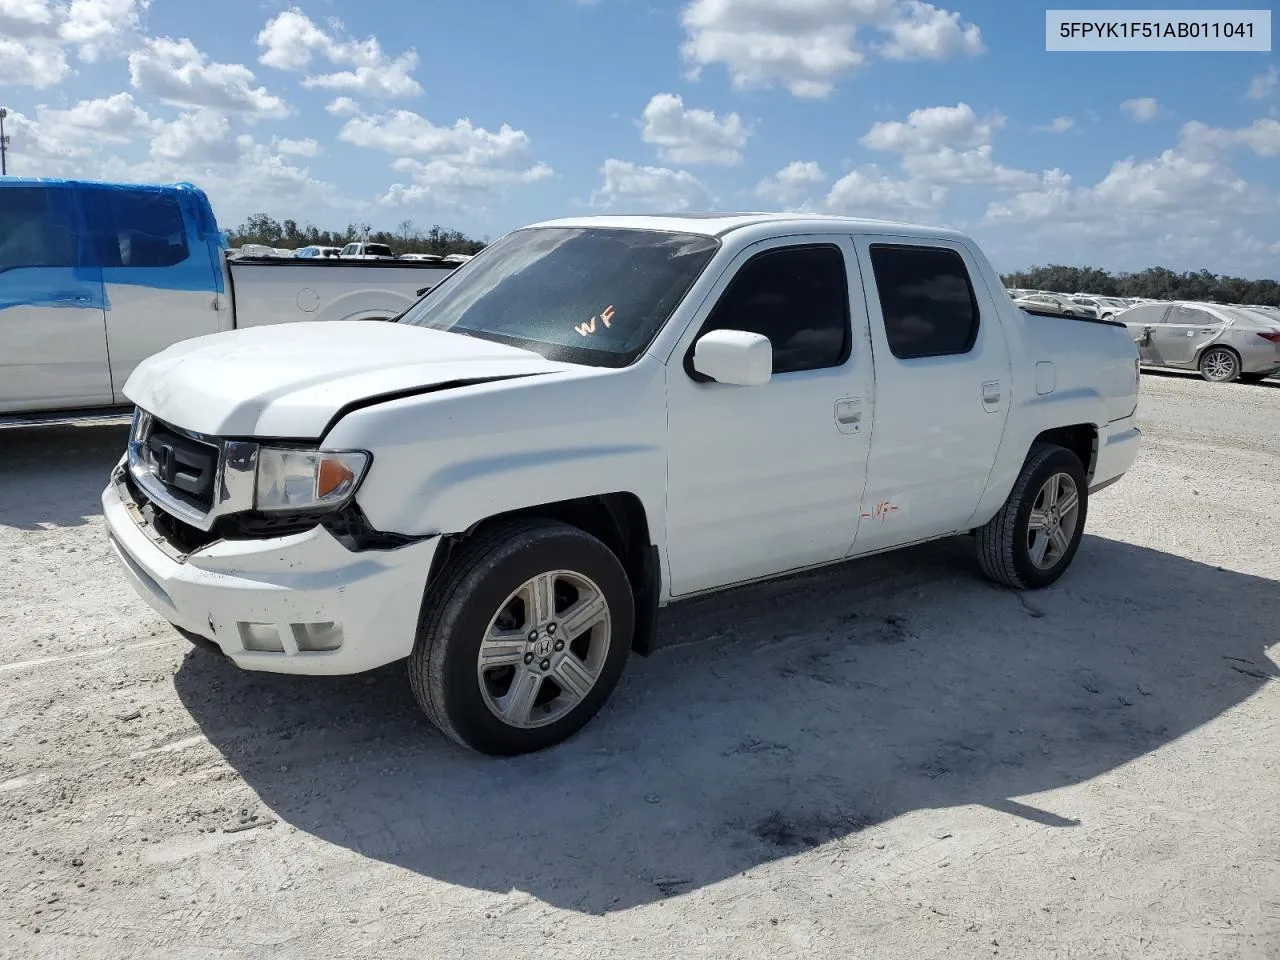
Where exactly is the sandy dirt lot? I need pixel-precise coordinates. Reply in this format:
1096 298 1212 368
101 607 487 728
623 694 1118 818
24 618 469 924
1 373 1277 960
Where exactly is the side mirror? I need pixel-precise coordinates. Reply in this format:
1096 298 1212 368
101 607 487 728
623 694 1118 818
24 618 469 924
692 329 772 386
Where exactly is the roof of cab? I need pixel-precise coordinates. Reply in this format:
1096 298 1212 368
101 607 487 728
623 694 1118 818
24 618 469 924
522 211 971 243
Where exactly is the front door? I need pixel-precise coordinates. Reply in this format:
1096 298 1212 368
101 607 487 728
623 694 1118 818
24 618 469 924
850 237 1013 554
0 185 111 414
664 236 874 596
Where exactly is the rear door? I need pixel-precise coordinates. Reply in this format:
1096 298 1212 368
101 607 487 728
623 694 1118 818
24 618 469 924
850 237 1012 553
80 185 222 398
0 184 112 413
1154 304 1222 366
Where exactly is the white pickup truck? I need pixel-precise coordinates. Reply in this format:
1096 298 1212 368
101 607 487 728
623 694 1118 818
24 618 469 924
0 177 457 424
102 213 1143 756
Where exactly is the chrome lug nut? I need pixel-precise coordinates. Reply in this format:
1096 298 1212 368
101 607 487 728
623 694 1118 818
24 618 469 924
523 653 534 665
554 639 565 652
539 658 551 672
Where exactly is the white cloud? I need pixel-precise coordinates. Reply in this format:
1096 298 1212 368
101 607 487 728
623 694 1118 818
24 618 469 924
901 144 1039 188
129 37 289 118
590 159 714 210
1246 64 1277 100
256 7 423 100
59 0 148 61
878 0 983 61
639 92 750 165
1121 97 1158 122
0 36 69 87
1036 115 1074 133
858 102 1039 195
680 0 983 98
0 0 59 37
338 109 535 166
754 160 826 206
862 101 1000 152
335 105 555 207
0 0 145 74
1180 118 1280 159
31 91 159 143
824 165 945 217
272 136 320 157
149 110 246 164
325 96 361 117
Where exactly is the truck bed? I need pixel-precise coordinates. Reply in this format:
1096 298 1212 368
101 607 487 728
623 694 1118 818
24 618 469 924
225 257 459 328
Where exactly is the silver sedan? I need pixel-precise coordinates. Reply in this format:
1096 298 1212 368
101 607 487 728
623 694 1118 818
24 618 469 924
1114 301 1280 384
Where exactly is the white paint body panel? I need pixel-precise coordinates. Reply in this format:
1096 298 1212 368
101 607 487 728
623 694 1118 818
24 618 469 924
225 260 455 327
103 283 222 403
106 214 1143 676
121 321 577 438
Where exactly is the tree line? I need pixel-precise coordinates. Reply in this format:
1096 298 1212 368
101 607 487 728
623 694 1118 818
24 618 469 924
1000 264 1280 306
226 214 488 257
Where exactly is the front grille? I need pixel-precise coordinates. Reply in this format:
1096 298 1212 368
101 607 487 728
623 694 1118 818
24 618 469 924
141 419 220 510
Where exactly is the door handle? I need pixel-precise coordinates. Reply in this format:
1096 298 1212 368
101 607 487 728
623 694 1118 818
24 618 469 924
981 380 1003 412
834 398 862 433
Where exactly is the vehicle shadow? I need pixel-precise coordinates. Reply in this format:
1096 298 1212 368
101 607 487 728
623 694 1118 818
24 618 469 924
173 533 1280 915
0 423 130 530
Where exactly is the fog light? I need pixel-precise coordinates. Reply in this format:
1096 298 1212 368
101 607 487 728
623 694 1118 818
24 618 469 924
239 622 284 653
291 621 343 652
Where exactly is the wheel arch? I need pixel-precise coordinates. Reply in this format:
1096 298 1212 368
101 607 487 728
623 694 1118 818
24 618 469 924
1031 423 1099 483
425 492 662 657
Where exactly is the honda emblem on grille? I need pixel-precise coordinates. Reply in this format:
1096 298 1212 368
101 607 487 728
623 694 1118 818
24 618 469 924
154 442 177 484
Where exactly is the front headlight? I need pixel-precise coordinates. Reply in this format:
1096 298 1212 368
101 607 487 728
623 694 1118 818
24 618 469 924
255 447 371 513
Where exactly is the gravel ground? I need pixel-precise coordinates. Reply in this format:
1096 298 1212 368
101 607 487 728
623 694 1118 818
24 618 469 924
1 372 1277 960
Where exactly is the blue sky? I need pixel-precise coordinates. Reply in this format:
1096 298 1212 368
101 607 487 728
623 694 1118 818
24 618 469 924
2 0 1278 276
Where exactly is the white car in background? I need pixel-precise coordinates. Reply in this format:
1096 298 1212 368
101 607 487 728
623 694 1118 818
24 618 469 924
339 242 397 260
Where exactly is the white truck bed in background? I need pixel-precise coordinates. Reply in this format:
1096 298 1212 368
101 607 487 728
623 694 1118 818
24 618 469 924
225 257 457 328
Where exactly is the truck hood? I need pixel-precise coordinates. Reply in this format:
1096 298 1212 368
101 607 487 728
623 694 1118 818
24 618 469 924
122 321 575 438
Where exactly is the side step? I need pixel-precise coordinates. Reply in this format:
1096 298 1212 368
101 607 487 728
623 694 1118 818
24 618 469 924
0 406 135 430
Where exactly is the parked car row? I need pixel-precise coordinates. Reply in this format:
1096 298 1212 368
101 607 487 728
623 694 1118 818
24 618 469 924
1005 287 1280 384
234 243 477 264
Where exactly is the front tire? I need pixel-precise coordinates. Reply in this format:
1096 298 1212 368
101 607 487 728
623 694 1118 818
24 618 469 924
1199 347 1240 383
976 444 1088 590
409 519 635 756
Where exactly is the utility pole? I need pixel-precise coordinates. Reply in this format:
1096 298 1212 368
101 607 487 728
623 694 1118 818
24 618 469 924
0 108 9 176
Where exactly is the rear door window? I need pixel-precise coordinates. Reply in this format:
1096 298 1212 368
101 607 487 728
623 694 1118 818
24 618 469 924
82 188 190 268
869 244 980 359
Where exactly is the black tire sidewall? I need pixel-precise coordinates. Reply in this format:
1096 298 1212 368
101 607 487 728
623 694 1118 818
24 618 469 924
430 528 634 755
1009 449 1089 589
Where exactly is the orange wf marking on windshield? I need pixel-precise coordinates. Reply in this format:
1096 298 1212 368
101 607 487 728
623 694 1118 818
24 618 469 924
575 304 616 337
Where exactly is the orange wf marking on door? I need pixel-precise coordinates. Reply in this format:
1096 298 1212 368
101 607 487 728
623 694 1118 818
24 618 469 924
861 501 899 521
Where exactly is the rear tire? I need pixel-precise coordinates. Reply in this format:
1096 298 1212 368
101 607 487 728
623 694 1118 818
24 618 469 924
409 519 635 756
976 444 1089 590
1199 347 1240 383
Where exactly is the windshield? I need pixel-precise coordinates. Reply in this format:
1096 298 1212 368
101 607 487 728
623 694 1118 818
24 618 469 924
396 226 720 367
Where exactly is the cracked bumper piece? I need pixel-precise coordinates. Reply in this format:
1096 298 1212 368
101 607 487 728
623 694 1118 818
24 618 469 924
1090 415 1141 494
102 480 439 675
